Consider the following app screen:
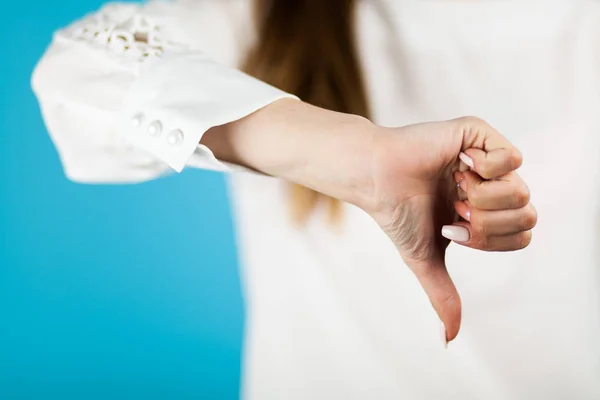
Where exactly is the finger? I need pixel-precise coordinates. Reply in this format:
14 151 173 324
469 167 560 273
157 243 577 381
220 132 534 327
456 201 538 236
462 148 523 179
449 221 533 251
408 257 462 344
454 116 523 179
462 171 530 211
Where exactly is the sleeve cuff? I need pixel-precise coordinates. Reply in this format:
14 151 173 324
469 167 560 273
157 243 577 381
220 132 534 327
119 51 298 172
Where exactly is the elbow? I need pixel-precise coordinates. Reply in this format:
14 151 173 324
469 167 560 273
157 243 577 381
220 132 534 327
31 42 59 100
31 33 75 100
31 53 47 99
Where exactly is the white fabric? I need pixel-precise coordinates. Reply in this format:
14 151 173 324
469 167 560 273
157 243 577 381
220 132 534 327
32 0 600 399
32 0 294 181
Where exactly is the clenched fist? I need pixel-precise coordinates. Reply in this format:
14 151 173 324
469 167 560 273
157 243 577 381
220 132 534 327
366 117 536 345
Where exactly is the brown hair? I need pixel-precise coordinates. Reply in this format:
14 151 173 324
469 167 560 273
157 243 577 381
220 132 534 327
241 0 371 225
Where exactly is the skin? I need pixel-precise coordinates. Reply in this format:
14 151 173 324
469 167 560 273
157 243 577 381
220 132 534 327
202 98 537 344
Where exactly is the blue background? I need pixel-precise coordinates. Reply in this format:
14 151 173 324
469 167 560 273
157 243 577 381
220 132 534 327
0 1 244 398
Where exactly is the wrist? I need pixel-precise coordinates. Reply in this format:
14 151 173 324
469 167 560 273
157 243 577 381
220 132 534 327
204 98 378 208
257 99 378 209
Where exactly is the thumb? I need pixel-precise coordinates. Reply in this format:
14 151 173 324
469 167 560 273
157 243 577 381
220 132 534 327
409 257 462 345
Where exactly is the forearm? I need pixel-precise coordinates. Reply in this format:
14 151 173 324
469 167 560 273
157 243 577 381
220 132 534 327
201 98 376 208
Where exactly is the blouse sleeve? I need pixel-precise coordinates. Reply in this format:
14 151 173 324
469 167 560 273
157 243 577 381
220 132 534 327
31 1 296 183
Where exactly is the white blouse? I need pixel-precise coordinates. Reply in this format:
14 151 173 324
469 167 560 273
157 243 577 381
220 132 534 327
33 1 600 399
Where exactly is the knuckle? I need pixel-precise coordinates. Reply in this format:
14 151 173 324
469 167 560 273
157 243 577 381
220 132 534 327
511 148 524 170
454 116 489 141
517 231 533 250
513 185 530 208
521 207 538 231
503 157 515 175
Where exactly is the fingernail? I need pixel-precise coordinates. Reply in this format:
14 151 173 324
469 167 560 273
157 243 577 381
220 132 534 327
459 152 474 169
440 321 448 349
464 209 471 221
441 225 470 242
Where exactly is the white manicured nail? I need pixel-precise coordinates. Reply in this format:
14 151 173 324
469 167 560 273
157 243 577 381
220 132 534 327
441 225 470 242
440 321 448 349
465 209 471 221
459 152 474 169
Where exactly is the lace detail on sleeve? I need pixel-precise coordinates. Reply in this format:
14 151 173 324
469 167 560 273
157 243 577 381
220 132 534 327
62 5 179 63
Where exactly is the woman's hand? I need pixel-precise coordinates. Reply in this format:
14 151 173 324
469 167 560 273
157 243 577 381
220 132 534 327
203 99 536 345
366 118 536 345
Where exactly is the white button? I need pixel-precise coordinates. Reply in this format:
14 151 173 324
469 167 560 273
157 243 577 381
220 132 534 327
130 113 144 128
167 129 184 146
148 120 162 136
